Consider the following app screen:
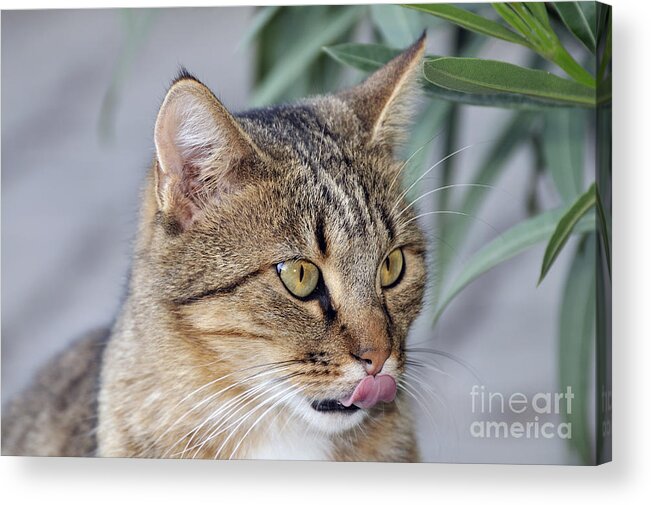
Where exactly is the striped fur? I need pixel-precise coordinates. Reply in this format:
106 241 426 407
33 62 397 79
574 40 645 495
3 36 428 461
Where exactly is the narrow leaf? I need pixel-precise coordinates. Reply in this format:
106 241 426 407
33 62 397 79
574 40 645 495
322 43 401 73
595 185 612 276
554 2 597 53
323 43 583 110
527 2 551 27
238 6 280 49
579 1 598 38
252 7 362 106
539 183 596 283
434 206 595 323
559 235 596 464
424 57 595 107
405 3 529 46
492 3 534 38
597 74 611 106
509 3 555 48
542 109 585 203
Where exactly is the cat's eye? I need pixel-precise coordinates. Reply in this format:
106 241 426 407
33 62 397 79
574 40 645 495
380 248 404 288
277 259 320 298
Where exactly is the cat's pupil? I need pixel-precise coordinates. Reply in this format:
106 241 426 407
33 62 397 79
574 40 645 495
299 264 304 283
384 257 391 272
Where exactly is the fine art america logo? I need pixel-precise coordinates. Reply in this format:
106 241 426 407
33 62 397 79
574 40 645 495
469 385 574 440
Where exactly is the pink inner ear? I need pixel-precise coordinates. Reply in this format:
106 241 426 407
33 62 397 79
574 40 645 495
154 90 225 229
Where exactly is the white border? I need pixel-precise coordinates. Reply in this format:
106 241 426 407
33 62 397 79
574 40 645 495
1 0 650 503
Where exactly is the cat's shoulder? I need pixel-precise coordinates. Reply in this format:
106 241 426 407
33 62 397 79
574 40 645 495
1 327 110 456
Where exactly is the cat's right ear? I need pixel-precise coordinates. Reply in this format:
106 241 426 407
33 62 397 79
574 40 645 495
338 33 426 150
154 73 262 233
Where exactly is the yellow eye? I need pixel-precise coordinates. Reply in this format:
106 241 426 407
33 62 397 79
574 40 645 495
380 248 404 288
277 259 320 298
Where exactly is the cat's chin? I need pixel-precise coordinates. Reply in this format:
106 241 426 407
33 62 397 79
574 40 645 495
286 395 368 435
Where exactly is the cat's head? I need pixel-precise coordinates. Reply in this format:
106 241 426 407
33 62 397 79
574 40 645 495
137 35 427 435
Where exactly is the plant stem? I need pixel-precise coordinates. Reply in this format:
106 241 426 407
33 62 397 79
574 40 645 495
597 10 612 83
551 43 596 88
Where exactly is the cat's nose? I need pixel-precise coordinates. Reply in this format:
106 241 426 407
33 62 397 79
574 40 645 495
352 348 390 376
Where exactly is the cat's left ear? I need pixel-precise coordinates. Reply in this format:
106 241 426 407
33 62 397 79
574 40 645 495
338 33 426 149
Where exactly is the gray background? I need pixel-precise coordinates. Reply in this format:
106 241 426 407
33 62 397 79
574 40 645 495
2 7 585 464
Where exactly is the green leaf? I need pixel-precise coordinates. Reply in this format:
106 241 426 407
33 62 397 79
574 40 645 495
492 3 596 87
323 43 592 110
539 183 596 284
554 2 597 53
423 57 595 107
595 185 612 276
542 109 585 203
527 2 551 27
405 3 529 46
370 4 425 47
597 6 611 83
238 6 280 49
492 3 536 39
252 6 362 106
322 43 401 73
597 74 612 106
433 205 595 323
579 1 598 37
559 234 596 464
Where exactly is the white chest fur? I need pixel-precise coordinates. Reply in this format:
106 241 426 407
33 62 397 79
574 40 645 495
246 425 333 461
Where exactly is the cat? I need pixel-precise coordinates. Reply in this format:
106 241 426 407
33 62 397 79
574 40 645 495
2 34 428 461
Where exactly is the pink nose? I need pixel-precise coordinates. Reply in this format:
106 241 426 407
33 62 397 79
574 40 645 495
352 348 390 376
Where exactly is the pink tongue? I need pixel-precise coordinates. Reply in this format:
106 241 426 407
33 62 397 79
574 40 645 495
340 375 397 409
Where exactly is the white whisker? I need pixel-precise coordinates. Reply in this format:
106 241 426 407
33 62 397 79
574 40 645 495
227 386 306 460
388 131 442 193
391 143 479 212
399 210 501 239
214 383 301 460
395 183 496 219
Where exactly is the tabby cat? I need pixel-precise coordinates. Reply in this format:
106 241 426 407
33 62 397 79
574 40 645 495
2 35 428 461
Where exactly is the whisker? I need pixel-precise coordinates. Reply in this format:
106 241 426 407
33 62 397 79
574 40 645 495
200 372 303 443
227 385 306 460
388 130 443 193
395 183 497 219
404 367 461 450
399 210 502 239
215 383 302 460
391 143 481 212
181 380 279 458
157 364 298 458
405 358 454 381
396 382 440 444
177 359 302 406
402 369 449 413
180 372 303 458
405 347 483 383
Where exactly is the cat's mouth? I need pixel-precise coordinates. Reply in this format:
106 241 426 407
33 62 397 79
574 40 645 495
310 374 397 414
310 399 360 414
